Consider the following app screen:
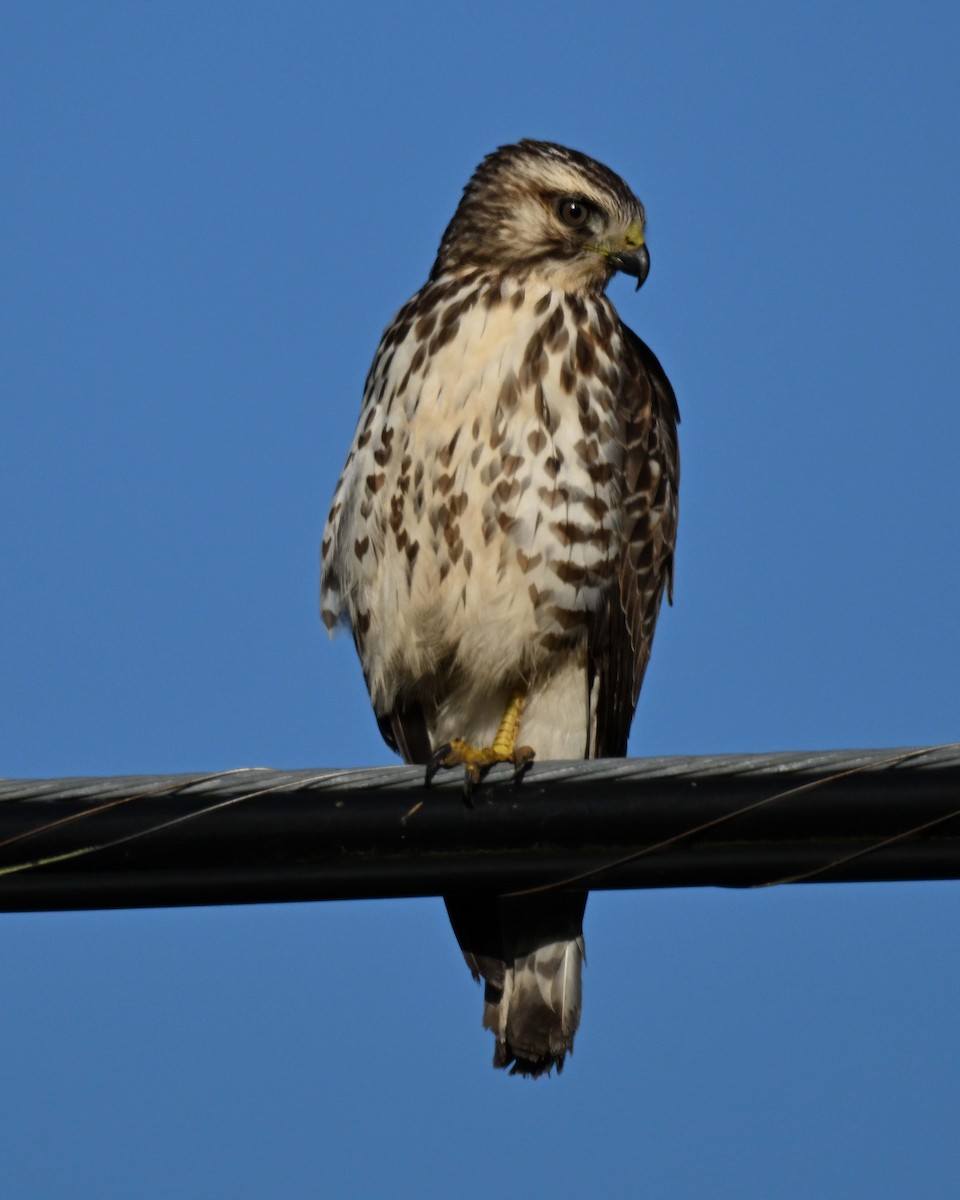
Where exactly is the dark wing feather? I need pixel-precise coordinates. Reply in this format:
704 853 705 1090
591 325 680 757
376 697 433 764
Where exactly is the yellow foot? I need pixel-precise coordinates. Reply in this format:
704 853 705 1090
426 737 536 791
425 689 535 795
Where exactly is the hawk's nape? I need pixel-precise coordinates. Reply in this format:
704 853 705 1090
321 140 679 1076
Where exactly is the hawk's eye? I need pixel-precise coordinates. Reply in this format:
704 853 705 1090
556 197 591 228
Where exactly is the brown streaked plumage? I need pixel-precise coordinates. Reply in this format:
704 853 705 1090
321 139 679 1076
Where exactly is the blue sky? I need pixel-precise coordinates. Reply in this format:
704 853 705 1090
2 1 959 1196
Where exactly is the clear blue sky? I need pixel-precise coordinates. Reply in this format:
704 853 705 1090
2 2 959 1196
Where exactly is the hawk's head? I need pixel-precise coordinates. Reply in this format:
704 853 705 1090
432 139 650 294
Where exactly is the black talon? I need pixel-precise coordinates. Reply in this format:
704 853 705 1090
461 766 478 806
425 743 453 787
511 745 536 785
512 759 533 785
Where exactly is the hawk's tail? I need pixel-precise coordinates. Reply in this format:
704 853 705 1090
486 930 585 1077
445 892 587 1077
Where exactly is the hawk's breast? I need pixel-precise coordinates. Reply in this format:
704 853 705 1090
321 274 627 711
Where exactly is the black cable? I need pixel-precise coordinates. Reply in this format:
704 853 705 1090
1 745 958 912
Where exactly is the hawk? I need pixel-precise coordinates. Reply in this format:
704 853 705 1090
321 140 679 1076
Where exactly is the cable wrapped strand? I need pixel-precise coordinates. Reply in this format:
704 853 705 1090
0 746 959 912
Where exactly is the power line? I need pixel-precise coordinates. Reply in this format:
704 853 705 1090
1 745 959 913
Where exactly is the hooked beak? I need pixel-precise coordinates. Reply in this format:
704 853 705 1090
609 243 650 290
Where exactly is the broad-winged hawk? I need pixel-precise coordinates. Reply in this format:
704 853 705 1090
321 140 679 1076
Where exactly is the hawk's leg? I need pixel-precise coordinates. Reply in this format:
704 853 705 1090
426 689 535 794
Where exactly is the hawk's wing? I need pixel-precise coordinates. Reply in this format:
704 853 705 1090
591 325 680 757
376 697 432 765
